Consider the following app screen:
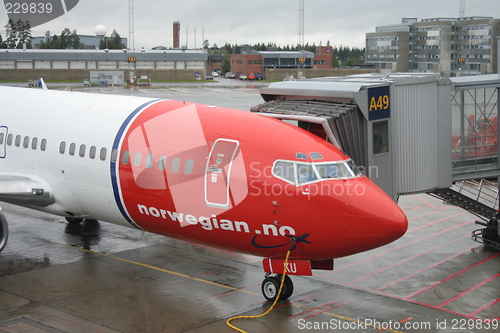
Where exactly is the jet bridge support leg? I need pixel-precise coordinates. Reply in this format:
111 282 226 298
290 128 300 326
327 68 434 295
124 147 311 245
473 214 500 250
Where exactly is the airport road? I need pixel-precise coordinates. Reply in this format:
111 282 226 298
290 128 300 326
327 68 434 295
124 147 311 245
0 81 499 332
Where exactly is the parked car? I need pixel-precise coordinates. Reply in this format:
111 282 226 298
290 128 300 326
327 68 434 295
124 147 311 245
247 73 255 80
212 71 219 77
255 73 263 80
206 73 214 80
239 74 247 80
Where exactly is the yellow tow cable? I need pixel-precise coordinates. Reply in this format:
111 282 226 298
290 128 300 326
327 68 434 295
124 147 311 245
226 249 292 333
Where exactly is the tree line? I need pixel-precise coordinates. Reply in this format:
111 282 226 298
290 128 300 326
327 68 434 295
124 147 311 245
0 19 125 49
0 19 32 49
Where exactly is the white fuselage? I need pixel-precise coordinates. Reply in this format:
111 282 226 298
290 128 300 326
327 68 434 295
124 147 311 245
1 86 156 227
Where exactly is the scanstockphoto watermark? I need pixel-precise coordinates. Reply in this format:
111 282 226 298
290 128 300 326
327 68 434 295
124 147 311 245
249 178 368 198
248 161 379 198
297 318 499 331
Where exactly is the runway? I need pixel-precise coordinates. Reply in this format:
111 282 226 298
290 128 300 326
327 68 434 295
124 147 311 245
0 81 499 332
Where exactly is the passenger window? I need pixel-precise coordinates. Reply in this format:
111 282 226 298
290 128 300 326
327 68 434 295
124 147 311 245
23 136 29 148
184 159 194 174
100 148 107 161
0 133 4 144
122 151 130 164
59 142 66 154
69 143 76 156
15 135 21 147
111 149 118 163
7 134 13 146
41 139 47 151
273 161 295 183
158 156 167 170
146 154 154 168
171 157 180 172
297 163 318 184
133 152 142 166
89 146 96 159
31 137 38 150
79 144 86 157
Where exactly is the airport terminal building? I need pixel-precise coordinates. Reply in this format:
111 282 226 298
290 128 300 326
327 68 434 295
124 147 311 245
366 17 500 76
0 49 209 81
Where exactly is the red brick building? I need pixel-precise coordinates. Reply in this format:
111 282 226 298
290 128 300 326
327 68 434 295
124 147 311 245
231 53 262 78
230 46 334 79
313 46 333 69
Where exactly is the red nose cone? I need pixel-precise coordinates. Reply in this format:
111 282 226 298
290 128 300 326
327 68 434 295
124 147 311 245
343 177 408 255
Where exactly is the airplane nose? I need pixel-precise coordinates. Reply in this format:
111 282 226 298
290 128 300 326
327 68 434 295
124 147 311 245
343 178 408 254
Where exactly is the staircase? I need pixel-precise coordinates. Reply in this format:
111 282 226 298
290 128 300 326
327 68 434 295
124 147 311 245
428 179 500 250
429 179 498 220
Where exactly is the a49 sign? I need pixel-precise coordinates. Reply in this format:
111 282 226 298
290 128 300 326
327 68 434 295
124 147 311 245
368 85 391 121
3 0 79 28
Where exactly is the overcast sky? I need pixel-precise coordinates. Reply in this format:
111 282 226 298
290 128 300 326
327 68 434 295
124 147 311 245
1 0 500 50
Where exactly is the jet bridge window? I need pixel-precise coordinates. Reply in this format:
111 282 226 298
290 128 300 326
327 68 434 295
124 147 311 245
373 120 389 155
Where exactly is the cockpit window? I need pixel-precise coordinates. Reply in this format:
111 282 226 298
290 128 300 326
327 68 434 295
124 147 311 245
296 152 308 160
273 161 296 183
297 163 318 184
346 160 362 177
309 152 323 160
272 159 362 185
316 163 350 179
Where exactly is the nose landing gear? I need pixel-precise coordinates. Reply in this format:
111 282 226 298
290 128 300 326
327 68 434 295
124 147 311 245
261 274 294 302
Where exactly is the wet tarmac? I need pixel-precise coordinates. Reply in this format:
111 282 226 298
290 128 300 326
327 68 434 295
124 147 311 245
1 81 499 332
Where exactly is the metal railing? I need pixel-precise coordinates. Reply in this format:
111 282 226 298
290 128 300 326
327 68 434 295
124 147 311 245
455 179 499 211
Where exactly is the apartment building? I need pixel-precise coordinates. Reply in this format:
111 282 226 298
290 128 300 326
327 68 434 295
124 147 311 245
366 17 499 76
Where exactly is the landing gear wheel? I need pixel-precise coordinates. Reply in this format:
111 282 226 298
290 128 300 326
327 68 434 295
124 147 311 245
65 217 83 224
261 275 294 302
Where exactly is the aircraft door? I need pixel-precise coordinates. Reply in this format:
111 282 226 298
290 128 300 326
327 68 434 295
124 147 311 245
205 139 240 209
0 126 7 158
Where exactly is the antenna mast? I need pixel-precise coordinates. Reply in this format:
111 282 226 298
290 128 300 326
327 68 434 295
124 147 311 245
299 0 304 49
128 0 135 51
459 0 465 18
